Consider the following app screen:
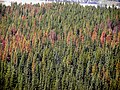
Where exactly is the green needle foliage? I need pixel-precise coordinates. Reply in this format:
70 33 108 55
0 2 120 90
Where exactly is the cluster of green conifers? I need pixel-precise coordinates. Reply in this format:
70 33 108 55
0 2 120 90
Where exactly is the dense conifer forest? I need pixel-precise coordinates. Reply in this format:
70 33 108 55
0 2 120 90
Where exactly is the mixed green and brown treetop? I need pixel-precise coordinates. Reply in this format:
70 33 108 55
0 2 120 90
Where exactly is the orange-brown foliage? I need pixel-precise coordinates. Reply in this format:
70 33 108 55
100 31 106 46
91 30 97 41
